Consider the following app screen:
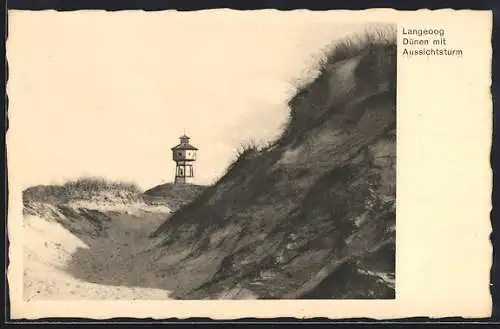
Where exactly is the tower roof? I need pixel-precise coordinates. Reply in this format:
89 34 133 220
171 143 198 151
171 134 198 150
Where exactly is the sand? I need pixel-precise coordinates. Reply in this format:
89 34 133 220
23 208 173 300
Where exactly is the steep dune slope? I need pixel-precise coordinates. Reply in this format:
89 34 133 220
151 29 397 299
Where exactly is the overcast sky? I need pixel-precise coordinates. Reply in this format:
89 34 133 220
8 11 370 190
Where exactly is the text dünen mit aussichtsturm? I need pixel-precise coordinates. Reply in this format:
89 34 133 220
401 28 463 57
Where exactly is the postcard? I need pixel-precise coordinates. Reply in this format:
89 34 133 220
6 8 493 319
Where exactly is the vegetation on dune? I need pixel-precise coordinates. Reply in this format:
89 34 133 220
23 177 144 205
226 140 260 173
63 177 142 193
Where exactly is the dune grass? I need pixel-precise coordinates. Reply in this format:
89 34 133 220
62 177 142 194
23 176 143 204
222 27 397 178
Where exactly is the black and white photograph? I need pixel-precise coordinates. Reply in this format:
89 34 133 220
6 5 496 321
13 16 398 301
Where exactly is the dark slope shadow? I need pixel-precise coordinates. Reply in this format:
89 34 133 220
299 243 396 299
60 210 183 296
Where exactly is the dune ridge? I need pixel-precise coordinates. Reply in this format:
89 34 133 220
149 28 397 299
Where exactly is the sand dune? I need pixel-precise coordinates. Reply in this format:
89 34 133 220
22 28 396 300
23 206 173 300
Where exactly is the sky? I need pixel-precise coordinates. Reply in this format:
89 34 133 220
8 10 370 190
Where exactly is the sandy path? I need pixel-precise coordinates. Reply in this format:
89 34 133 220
23 209 173 300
